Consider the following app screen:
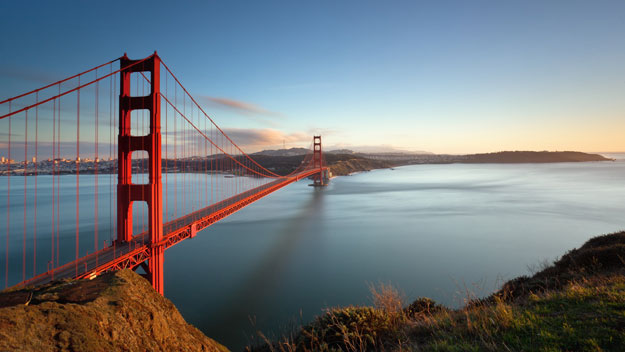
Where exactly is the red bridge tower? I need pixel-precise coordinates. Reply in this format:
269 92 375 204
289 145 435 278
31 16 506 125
117 53 164 294
313 135 325 186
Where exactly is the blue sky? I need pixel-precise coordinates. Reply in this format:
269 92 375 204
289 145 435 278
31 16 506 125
1 0 624 153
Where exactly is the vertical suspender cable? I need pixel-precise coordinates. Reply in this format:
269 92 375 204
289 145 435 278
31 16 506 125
183 92 186 215
174 84 177 218
190 103 194 212
51 99 56 272
5 102 11 288
57 85 60 268
75 76 80 277
204 110 207 208
165 70 168 222
34 93 38 276
141 74 145 237
113 72 117 247
95 74 99 265
23 110 28 282
109 64 113 245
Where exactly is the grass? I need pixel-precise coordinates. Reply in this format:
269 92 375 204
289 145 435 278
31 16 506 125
248 231 625 351
415 276 625 351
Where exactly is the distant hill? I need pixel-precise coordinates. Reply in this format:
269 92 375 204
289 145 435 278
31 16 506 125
326 149 356 154
246 150 612 178
459 151 611 163
253 147 434 156
253 148 310 156
326 149 433 155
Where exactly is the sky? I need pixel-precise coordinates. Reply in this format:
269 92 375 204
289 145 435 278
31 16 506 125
1 0 624 154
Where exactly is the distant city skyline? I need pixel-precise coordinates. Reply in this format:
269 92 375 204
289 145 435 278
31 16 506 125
1 0 624 154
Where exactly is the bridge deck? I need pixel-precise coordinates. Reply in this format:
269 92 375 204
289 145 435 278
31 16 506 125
18 169 325 288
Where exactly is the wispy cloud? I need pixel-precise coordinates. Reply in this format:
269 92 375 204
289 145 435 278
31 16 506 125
221 128 309 147
198 96 283 118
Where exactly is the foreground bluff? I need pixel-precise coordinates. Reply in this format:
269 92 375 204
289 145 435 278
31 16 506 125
0 269 228 352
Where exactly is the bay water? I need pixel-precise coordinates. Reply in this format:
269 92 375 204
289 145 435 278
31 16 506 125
2 159 625 350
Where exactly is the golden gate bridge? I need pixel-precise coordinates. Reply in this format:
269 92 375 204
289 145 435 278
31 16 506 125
0 52 328 295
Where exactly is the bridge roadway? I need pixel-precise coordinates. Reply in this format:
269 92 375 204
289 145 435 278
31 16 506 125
18 168 325 289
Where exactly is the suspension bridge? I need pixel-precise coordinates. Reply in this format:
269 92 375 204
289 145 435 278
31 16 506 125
0 52 328 295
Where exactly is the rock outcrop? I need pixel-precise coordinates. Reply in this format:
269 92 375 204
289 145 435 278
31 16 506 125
0 269 228 352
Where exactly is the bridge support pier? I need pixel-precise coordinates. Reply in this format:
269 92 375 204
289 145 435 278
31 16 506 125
117 53 164 295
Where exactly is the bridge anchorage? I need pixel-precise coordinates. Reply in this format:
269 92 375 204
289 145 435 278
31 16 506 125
1 52 328 295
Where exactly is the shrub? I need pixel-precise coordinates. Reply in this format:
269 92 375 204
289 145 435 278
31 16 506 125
404 297 447 319
296 306 403 351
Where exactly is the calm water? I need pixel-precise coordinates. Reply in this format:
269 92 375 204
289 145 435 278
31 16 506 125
165 159 625 350
3 160 625 350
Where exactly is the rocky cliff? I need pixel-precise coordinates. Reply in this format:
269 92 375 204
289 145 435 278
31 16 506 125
0 270 228 352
